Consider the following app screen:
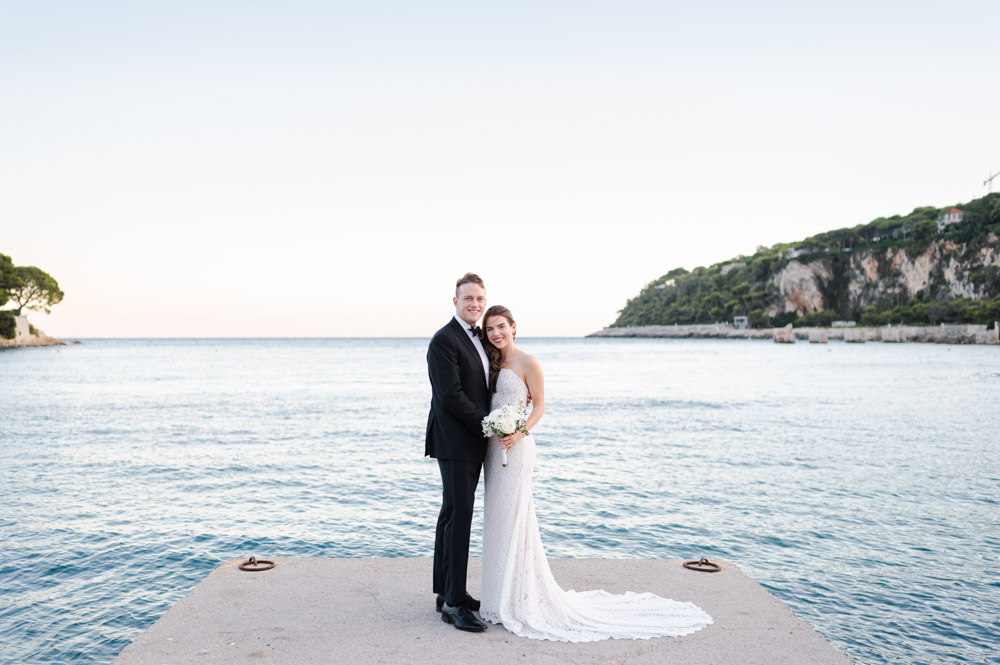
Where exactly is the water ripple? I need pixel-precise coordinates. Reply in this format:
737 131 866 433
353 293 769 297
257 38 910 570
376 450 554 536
1 338 998 665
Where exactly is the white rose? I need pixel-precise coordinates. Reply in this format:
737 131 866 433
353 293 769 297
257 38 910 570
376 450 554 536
497 411 516 434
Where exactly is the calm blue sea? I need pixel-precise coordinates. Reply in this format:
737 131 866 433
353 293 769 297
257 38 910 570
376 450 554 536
1 338 998 665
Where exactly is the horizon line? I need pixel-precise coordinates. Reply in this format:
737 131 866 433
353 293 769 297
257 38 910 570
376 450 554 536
40 335 599 340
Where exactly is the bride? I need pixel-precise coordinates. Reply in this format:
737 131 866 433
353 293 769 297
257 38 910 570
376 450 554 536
478 305 713 642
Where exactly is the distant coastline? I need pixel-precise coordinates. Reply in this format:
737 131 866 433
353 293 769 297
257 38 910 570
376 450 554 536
609 195 1000 334
0 314 69 348
588 323 1000 345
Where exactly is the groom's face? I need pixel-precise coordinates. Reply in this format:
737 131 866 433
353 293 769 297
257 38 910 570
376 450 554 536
454 283 486 326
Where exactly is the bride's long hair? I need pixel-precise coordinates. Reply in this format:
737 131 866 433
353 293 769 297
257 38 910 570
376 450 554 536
480 305 515 393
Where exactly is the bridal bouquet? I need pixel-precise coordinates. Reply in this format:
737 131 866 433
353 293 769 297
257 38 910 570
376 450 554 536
481 401 528 467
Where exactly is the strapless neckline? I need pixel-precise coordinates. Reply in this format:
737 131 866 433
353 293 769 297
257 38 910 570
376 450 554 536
492 368 528 410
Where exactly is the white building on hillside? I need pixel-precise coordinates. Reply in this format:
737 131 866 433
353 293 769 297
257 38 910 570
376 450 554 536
936 208 965 232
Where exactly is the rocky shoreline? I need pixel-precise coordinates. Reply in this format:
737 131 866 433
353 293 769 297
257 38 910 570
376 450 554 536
0 314 68 348
588 322 1000 345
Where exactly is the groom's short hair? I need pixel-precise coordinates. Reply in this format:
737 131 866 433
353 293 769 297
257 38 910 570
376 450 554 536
455 272 485 295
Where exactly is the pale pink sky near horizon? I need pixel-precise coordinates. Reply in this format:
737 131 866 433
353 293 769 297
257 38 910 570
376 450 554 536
3 1 998 338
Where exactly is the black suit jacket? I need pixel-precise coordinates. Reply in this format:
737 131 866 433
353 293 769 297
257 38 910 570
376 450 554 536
425 318 492 461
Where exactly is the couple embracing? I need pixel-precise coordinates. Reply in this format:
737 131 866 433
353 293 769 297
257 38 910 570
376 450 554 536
425 273 712 641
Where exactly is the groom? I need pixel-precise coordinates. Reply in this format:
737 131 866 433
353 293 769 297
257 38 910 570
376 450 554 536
425 272 491 633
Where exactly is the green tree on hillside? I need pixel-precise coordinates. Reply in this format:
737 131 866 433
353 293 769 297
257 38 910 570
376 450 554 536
8 266 64 314
611 192 1000 328
0 253 22 309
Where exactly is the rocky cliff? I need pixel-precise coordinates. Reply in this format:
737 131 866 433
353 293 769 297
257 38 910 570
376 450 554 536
611 192 1000 329
768 233 1000 318
0 314 62 348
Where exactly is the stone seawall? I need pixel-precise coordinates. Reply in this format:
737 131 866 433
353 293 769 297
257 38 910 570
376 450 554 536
589 324 774 340
588 323 1000 345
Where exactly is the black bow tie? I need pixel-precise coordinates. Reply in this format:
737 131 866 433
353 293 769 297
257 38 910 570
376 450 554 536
468 326 481 337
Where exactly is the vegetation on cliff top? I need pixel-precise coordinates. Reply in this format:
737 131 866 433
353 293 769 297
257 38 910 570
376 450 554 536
0 252 64 339
612 193 1000 329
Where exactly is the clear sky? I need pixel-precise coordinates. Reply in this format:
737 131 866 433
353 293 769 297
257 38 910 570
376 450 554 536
2 1 998 337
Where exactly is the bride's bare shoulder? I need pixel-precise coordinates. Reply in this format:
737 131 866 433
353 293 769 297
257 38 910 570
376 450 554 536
513 353 542 375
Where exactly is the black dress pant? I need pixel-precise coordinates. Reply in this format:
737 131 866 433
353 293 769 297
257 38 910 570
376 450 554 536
433 458 482 606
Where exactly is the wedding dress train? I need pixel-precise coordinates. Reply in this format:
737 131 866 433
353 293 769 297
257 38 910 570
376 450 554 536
480 368 713 642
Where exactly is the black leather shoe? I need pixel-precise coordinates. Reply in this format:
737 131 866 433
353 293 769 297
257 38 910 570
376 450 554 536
441 603 487 632
436 593 480 612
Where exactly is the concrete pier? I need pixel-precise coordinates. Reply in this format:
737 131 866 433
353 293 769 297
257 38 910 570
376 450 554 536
809 329 829 343
773 328 796 343
112 557 852 665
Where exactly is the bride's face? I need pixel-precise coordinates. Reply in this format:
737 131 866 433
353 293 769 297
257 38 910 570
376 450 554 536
485 315 515 349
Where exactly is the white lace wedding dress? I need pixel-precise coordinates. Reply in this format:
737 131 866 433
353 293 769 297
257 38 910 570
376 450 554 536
480 368 713 642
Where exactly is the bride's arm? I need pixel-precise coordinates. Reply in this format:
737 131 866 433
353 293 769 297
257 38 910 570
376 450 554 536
523 357 545 431
500 357 545 451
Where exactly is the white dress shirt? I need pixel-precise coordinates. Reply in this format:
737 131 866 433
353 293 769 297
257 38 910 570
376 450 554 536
454 314 490 387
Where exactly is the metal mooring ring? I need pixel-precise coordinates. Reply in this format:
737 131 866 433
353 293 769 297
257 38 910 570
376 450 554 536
239 556 275 572
683 557 721 573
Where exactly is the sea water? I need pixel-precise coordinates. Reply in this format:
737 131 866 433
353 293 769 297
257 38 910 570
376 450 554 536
1 338 998 665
